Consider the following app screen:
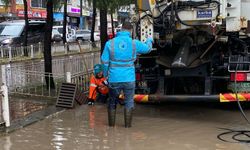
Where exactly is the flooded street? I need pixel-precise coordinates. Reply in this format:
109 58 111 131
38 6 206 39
0 102 250 150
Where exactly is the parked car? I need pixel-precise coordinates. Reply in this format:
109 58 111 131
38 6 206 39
0 20 46 47
52 29 62 42
53 26 76 42
75 29 91 41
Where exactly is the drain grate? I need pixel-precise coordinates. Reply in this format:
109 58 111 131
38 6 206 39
75 89 88 105
56 83 77 108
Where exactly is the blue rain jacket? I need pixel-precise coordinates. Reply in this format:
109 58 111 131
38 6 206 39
101 31 152 83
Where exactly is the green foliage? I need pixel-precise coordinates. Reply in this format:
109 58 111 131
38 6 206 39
88 0 133 13
108 0 134 13
1 0 10 8
54 0 63 11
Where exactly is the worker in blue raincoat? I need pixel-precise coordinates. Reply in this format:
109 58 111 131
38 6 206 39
101 21 153 128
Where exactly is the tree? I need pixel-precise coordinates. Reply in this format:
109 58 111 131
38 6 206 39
23 0 29 56
99 4 108 53
90 0 97 47
44 0 55 89
108 0 134 37
80 0 83 30
96 0 134 53
63 0 67 44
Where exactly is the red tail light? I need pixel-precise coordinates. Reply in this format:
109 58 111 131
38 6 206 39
230 72 247 81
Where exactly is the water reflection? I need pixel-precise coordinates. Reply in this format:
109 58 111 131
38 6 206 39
88 107 96 129
2 136 12 150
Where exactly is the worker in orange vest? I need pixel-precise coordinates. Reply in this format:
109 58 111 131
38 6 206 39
88 64 109 105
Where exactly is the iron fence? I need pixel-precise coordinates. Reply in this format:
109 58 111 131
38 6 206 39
2 50 100 98
0 41 100 63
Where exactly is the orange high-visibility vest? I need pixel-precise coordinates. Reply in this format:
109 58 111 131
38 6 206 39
88 75 108 101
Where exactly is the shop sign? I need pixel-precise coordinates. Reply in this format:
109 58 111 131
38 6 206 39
17 9 47 18
68 6 90 16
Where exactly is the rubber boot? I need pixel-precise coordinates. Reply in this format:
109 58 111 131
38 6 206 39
108 109 116 127
124 108 133 128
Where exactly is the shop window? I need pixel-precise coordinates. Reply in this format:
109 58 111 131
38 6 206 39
31 0 46 8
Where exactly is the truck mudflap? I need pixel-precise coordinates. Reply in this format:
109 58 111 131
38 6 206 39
134 93 250 103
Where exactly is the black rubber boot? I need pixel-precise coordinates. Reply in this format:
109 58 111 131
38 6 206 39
124 108 133 128
108 109 116 127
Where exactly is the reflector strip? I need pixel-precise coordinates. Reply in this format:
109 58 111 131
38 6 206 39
247 73 250 81
134 94 149 103
220 93 250 102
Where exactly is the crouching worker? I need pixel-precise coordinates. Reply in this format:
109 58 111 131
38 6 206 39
88 64 109 105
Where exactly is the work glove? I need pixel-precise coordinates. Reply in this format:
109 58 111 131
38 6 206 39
102 80 109 86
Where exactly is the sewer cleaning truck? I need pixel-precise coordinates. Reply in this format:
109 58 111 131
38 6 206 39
131 0 250 103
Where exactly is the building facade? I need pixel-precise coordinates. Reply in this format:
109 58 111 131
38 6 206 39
0 0 47 21
0 0 91 29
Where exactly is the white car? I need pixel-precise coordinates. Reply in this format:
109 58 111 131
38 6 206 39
75 29 91 41
53 26 76 42
52 29 62 42
75 30 100 41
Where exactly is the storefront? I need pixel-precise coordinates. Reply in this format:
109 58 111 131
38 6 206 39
67 5 90 29
15 0 47 19
0 1 17 22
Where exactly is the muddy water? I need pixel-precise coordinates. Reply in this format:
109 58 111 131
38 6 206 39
0 103 250 150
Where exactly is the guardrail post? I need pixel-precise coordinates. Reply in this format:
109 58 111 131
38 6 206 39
8 47 12 62
53 41 56 54
38 42 41 55
0 47 3 58
78 42 81 53
66 72 71 83
64 43 68 54
90 41 93 51
30 45 34 58
21 45 24 56
1 84 10 127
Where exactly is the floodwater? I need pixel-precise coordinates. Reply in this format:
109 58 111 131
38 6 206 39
0 102 250 150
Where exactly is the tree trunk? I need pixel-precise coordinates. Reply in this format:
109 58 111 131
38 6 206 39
63 0 67 44
80 0 83 29
23 0 28 56
100 8 108 54
90 0 96 47
44 0 55 89
111 13 115 38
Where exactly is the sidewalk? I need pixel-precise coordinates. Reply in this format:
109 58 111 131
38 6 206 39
0 96 65 134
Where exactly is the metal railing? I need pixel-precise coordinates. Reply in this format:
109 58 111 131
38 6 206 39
7 70 65 97
0 41 100 63
71 71 93 94
2 50 100 98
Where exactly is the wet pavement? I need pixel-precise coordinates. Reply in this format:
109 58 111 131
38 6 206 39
0 102 250 150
